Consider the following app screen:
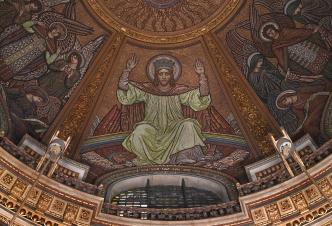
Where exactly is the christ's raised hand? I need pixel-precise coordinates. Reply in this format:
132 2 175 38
119 54 138 90
194 59 209 96
194 59 205 75
126 54 138 71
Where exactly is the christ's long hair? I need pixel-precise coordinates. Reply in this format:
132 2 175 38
153 70 176 87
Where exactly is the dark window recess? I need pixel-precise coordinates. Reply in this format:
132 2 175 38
111 179 222 208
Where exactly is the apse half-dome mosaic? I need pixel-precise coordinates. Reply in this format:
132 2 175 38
0 0 332 225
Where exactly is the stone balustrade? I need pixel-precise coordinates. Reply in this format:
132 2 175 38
237 139 332 196
102 201 241 221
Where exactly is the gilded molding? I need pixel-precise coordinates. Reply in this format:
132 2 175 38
58 33 124 148
86 0 241 44
203 33 274 156
0 146 332 225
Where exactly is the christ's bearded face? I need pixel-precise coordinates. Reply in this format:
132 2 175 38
157 69 172 86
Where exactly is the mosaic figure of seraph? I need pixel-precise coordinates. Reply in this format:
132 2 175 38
117 54 211 166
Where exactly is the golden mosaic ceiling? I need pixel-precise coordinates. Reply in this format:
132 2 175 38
104 0 224 32
87 0 241 43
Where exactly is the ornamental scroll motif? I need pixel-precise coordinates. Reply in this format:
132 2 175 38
203 33 274 156
86 0 241 44
58 33 125 152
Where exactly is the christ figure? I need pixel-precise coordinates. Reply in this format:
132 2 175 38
117 54 211 166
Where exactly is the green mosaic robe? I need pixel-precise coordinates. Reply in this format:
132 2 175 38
117 83 211 165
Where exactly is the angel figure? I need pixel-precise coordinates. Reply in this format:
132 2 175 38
116 54 211 166
283 0 332 28
0 0 43 32
38 36 104 101
275 88 331 142
38 51 82 100
249 4 332 83
0 0 93 82
2 85 61 142
226 29 300 134
254 0 332 30
284 0 332 47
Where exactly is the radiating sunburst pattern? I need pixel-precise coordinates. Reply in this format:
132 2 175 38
102 0 224 32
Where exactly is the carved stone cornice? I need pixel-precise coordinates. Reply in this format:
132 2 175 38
202 33 276 156
0 144 332 225
85 0 243 44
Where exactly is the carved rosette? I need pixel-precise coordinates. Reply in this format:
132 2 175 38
277 197 296 216
49 198 67 217
76 208 93 225
0 172 17 191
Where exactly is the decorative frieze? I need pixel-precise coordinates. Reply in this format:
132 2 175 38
0 142 331 225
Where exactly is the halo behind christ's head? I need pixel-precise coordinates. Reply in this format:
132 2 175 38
146 54 182 81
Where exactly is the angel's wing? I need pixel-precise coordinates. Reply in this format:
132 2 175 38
38 6 93 53
249 5 295 57
253 0 286 14
249 4 274 57
40 0 71 10
226 29 257 74
236 20 251 30
65 36 104 99
267 91 300 135
79 36 105 75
